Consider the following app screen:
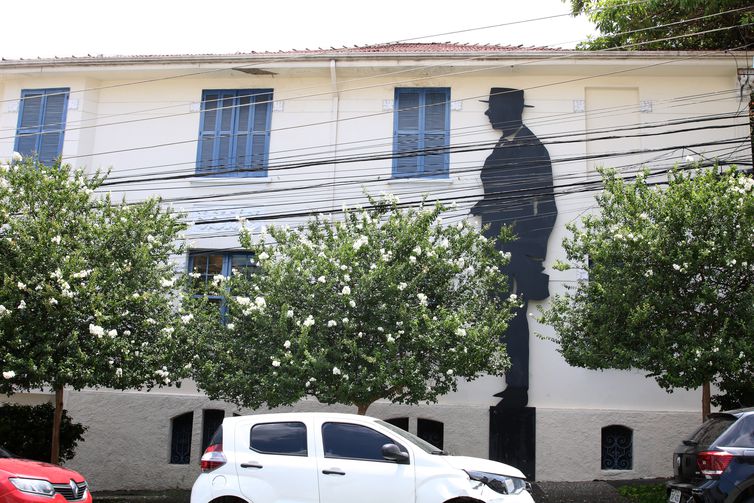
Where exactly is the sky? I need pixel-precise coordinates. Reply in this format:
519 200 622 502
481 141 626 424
2 0 597 60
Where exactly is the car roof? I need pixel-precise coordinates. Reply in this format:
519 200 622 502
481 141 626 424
719 407 754 417
222 412 381 425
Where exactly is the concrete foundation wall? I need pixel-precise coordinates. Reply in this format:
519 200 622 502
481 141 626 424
60 389 699 491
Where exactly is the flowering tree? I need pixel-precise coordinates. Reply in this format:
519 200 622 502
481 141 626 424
0 155 190 463
540 167 754 418
186 195 517 415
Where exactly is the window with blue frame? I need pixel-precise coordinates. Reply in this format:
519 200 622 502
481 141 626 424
14 88 70 166
196 89 273 176
392 88 450 178
188 251 256 311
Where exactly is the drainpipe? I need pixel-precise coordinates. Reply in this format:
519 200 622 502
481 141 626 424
330 59 340 211
738 59 754 168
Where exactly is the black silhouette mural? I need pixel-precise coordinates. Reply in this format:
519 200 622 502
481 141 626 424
473 88 557 479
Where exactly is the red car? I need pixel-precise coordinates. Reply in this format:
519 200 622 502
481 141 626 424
0 449 90 503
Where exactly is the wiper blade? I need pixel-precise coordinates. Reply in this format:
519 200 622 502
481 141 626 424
431 449 449 455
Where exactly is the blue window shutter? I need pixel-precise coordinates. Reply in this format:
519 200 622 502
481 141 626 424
15 88 69 165
392 88 449 178
196 89 273 177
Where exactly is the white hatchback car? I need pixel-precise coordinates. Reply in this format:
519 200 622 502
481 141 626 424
191 412 534 503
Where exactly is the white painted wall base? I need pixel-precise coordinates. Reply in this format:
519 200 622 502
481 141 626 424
46 390 701 491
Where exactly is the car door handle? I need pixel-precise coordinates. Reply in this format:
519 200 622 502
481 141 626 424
240 462 263 469
322 469 345 475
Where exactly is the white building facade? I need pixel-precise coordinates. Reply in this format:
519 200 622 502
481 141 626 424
0 44 751 490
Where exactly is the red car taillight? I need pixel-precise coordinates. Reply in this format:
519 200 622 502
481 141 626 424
697 451 734 477
201 443 226 472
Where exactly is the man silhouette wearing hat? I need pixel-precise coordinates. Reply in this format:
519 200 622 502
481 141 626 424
472 88 557 409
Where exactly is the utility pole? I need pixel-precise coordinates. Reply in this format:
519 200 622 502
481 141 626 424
739 63 754 168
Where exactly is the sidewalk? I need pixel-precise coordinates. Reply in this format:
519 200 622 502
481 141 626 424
94 481 634 503
532 481 630 502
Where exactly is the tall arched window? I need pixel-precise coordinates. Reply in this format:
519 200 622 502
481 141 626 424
601 425 633 470
170 412 193 464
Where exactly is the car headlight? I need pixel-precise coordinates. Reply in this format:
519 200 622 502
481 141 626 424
466 470 528 495
9 477 55 497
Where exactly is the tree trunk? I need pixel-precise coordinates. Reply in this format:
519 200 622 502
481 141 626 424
51 386 64 465
356 402 372 415
702 381 711 422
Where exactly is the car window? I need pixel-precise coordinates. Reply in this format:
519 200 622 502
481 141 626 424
322 422 406 462
250 422 307 456
0 447 14 458
687 416 737 447
714 415 754 448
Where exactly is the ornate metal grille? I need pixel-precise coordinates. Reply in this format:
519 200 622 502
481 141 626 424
601 425 633 470
170 412 193 464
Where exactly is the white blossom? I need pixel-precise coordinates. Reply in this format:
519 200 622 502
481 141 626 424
303 315 315 327
107 329 118 338
254 296 266 308
89 324 105 338
332 366 341 375
397 282 407 291
456 328 467 337
3 370 15 379
317 276 326 284
17 282 26 290
258 251 270 261
48 298 58 306
181 313 194 324
417 293 428 306
327 320 337 327
124 330 132 336
672 264 681 271
227 323 235 330
272 360 281 367
11 152 22 162
160 278 175 288
343 274 351 282
349 300 356 308
51 235 62 244
446 369 454 375
341 286 351 295
17 300 25 310
212 274 226 284
386 334 395 343
286 309 294 318
353 235 369 251
115 368 123 378
413 246 422 256
236 296 251 306
283 340 291 349
409 256 417 264
508 294 518 301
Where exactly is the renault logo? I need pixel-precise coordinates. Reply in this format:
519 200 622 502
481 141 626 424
69 480 79 499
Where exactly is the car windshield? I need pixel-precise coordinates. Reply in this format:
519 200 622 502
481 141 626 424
376 420 447 455
0 447 15 458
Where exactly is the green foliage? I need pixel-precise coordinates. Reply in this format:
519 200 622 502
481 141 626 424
185 195 516 412
569 0 753 50
540 167 754 401
0 403 86 463
617 483 666 503
0 155 191 394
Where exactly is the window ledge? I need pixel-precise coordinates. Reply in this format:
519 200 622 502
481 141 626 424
189 176 275 186
387 177 454 185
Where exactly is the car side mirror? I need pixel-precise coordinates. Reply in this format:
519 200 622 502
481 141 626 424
381 443 409 464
